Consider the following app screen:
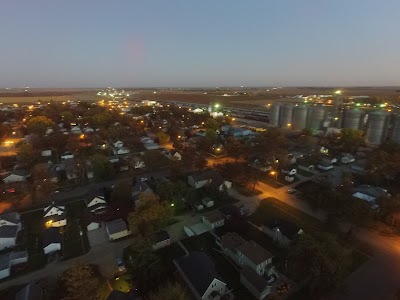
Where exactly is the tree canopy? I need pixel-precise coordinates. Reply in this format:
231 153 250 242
62 263 101 300
157 131 170 145
27 116 54 135
90 153 114 180
146 281 189 300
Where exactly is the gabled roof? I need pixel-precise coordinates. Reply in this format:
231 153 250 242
42 227 62 247
152 230 170 244
0 225 18 238
220 232 246 251
43 203 65 216
0 212 20 225
264 218 301 240
203 210 225 224
241 266 270 293
236 241 273 265
176 251 225 296
106 218 127 235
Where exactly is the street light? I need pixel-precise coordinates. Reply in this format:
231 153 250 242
335 90 341 95
214 103 220 108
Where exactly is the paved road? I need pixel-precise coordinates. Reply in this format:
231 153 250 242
228 171 400 300
0 236 135 290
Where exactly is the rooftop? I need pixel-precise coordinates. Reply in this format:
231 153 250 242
236 240 273 265
106 218 127 235
152 230 170 244
42 227 62 247
203 210 225 224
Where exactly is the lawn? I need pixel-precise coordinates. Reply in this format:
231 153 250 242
181 232 255 299
110 274 132 293
258 176 284 189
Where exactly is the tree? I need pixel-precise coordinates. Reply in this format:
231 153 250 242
62 263 101 300
194 154 208 171
142 150 165 171
61 111 73 121
205 129 217 145
124 236 164 292
111 181 132 203
90 154 114 180
339 128 364 153
127 193 173 236
156 180 189 210
146 281 189 300
157 131 170 145
17 143 36 165
27 116 54 135
287 234 351 297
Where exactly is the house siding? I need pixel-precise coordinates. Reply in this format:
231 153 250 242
0 237 17 251
152 239 171 251
44 243 61 254
240 273 270 300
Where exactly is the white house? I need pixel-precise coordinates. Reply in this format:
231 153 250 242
201 197 214 208
133 157 145 169
41 149 52 157
152 230 171 251
42 228 62 254
114 141 124 148
188 171 232 191
164 150 182 161
61 152 74 160
174 251 227 300
83 127 94 133
105 218 130 241
3 170 29 184
0 251 28 280
43 203 67 227
282 167 297 176
70 126 82 134
318 159 334 171
341 153 355 164
202 210 225 230
0 212 22 250
113 147 130 155
143 142 159 150
86 196 107 214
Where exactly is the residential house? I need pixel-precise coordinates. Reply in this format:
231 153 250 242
41 149 52 157
70 126 82 134
352 185 389 210
83 127 95 133
297 160 315 173
164 150 182 161
240 267 272 300
105 218 130 241
0 251 28 280
132 181 153 202
174 251 227 300
86 196 108 214
15 282 44 300
42 227 62 255
202 210 225 229
188 171 232 191
151 230 171 250
281 166 297 176
351 159 368 173
43 203 67 227
61 152 74 160
211 143 225 155
109 156 120 164
262 218 303 247
113 147 130 155
201 197 214 208
132 156 145 169
340 153 355 164
318 159 334 171
0 212 22 250
195 130 206 137
231 127 252 137
143 142 159 150
3 170 29 184
249 159 271 172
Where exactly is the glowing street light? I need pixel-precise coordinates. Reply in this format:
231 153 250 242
335 90 341 95
214 103 220 108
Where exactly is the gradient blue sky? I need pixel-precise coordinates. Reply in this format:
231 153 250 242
1 0 399 88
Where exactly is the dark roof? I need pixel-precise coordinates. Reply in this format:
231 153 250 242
106 218 127 235
220 232 246 251
203 210 225 224
42 228 62 247
176 251 225 296
264 218 301 240
9 169 30 177
241 267 270 293
106 290 136 300
0 212 20 225
190 170 221 183
236 241 273 265
15 283 43 300
218 204 240 217
0 225 18 238
152 230 170 244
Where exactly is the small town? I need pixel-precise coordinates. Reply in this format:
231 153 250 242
0 87 399 300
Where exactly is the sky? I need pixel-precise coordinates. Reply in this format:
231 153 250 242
0 0 400 88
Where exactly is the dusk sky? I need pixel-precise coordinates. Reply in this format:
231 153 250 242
1 0 399 88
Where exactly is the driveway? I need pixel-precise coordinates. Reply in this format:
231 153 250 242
87 225 109 247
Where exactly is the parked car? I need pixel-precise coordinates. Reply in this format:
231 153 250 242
116 258 126 272
287 189 297 194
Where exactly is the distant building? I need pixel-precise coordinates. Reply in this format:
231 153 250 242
105 218 129 241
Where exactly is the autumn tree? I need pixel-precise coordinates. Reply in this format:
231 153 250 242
194 154 208 171
127 193 173 236
27 116 54 135
17 143 36 165
156 180 189 210
146 281 189 300
339 128 364 153
157 131 170 145
62 262 101 300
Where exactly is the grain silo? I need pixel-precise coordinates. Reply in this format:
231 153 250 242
342 108 364 130
390 114 400 144
292 105 309 131
365 110 390 145
280 104 294 129
270 103 281 127
308 106 326 130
